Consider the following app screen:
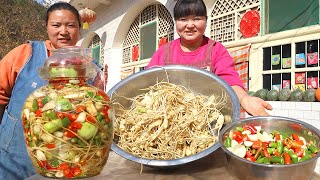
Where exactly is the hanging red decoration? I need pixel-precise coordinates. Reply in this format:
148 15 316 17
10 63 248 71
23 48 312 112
79 7 96 30
132 46 139 61
240 10 260 38
158 37 167 48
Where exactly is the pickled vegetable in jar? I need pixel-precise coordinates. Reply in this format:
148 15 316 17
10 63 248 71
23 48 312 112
22 47 113 179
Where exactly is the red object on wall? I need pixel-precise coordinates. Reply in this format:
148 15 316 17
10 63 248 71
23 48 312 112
132 46 139 61
240 10 260 38
158 37 167 48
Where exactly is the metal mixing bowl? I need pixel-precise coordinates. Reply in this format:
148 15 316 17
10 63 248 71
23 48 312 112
107 65 240 167
219 116 320 180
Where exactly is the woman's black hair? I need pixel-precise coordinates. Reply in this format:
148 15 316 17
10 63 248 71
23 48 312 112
174 0 207 20
46 2 81 27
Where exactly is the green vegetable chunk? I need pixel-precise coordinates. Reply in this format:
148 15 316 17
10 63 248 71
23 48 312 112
56 98 72 111
77 122 98 140
49 67 77 78
43 119 63 133
224 136 232 148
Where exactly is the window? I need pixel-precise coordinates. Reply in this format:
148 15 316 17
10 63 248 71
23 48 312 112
265 0 319 34
263 40 320 91
140 22 157 59
122 4 174 65
210 0 260 43
89 35 104 66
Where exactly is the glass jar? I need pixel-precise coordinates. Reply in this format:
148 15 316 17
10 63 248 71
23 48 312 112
22 47 113 178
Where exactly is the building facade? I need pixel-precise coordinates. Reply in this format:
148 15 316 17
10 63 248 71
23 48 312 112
69 0 320 172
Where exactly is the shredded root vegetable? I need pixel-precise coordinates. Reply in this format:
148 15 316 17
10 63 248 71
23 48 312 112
114 82 228 160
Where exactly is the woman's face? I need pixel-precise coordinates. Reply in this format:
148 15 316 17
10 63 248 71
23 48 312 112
47 10 80 49
175 15 206 44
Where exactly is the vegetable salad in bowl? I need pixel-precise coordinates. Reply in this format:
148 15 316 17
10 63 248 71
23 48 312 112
219 116 320 180
224 124 318 164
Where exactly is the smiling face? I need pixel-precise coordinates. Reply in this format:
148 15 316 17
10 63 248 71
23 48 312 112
175 15 207 48
47 9 80 49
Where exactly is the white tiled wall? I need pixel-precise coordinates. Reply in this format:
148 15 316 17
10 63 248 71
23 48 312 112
245 101 320 174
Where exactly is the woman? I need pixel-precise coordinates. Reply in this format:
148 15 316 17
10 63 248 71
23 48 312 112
0 2 82 179
147 0 272 116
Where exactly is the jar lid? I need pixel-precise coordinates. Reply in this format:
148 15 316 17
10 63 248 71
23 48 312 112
38 46 98 80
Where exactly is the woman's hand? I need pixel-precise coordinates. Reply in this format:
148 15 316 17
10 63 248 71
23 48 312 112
232 86 273 116
240 95 273 116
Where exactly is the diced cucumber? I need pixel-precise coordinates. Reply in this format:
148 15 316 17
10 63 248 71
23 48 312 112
77 122 98 140
44 119 63 133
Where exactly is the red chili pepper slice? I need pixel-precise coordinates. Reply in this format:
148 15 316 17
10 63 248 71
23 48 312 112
70 122 83 129
65 113 78 121
295 147 304 157
252 140 262 149
283 152 292 164
57 162 69 170
243 125 257 134
100 109 108 118
35 109 42 117
97 90 109 101
292 134 299 141
46 143 56 149
246 156 256 162
64 130 77 138
57 112 64 119
273 149 281 157
75 105 86 113
275 133 281 141
70 166 82 176
86 115 96 123
263 148 271 158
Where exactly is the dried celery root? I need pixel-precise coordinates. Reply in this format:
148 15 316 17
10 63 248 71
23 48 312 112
114 82 228 160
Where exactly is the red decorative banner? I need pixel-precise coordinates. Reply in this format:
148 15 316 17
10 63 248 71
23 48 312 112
132 46 139 61
158 37 167 48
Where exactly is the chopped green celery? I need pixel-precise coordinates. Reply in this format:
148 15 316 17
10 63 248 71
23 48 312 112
61 117 70 127
288 150 298 163
308 144 318 154
50 159 60 168
42 96 51 104
267 148 275 154
86 91 94 98
44 110 57 120
76 138 86 148
32 99 38 111
270 156 284 164
256 157 265 163
236 126 244 132
97 113 103 121
95 95 104 101
299 154 312 162
282 133 289 140
224 136 231 148
269 142 277 148
24 123 30 129
94 134 102 146
277 141 284 154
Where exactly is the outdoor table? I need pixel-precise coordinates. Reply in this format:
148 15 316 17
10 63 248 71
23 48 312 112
27 148 320 180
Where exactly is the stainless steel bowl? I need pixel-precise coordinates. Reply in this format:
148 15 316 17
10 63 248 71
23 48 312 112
107 65 240 167
219 116 320 180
